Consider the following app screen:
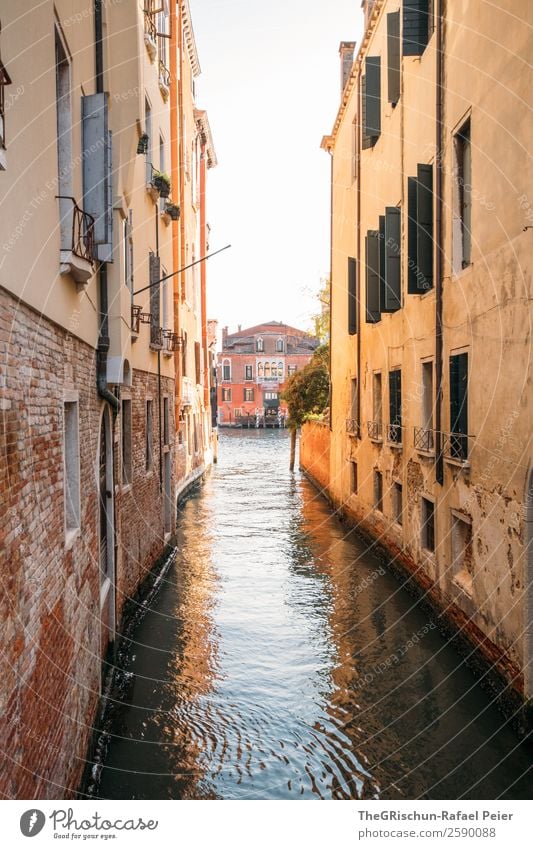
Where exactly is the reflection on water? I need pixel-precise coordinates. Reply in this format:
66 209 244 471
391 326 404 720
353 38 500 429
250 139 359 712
95 430 531 799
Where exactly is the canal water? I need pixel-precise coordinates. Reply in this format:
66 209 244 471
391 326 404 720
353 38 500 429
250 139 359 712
93 430 531 800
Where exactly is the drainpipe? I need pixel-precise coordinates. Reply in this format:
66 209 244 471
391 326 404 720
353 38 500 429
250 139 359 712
95 0 118 417
356 66 362 441
169 5 181 427
435 0 444 485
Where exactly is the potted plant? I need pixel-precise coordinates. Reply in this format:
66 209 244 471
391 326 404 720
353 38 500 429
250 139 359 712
164 202 180 221
137 133 149 155
151 170 171 198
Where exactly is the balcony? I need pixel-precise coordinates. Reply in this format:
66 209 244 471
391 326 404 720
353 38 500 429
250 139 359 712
367 420 383 442
144 8 157 61
441 431 472 466
346 418 359 436
386 423 403 447
58 197 95 285
414 426 435 454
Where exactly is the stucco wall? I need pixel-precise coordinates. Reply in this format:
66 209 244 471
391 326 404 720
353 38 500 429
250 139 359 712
300 422 330 495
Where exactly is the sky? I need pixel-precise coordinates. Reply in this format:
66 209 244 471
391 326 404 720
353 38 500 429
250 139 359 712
191 0 363 337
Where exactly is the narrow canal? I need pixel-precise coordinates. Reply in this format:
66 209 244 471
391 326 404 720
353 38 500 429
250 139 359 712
93 430 531 800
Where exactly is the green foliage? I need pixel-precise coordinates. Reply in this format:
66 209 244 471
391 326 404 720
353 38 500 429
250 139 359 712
312 277 330 343
282 344 329 429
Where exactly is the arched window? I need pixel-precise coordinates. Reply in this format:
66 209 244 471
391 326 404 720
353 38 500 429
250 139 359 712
258 363 264 378
276 338 284 352
264 362 271 378
271 362 277 378
222 358 231 381
278 362 283 377
256 337 264 352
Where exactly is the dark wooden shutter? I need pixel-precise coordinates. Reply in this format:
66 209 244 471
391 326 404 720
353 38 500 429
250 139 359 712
348 257 357 335
149 251 161 347
379 214 395 313
407 176 420 293
387 11 400 104
450 352 468 433
389 369 402 426
384 207 401 311
403 0 430 56
365 231 380 323
361 76 372 150
417 164 433 290
364 56 381 141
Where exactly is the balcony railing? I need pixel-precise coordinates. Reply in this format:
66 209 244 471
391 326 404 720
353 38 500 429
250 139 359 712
144 7 157 42
414 426 435 453
162 329 182 353
367 420 383 441
57 197 95 263
386 423 403 445
441 431 472 463
346 418 358 435
159 56 170 89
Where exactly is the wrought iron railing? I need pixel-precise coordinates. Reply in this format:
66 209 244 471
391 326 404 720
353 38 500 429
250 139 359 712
162 329 182 353
57 197 95 262
387 423 403 444
159 56 170 89
367 420 383 441
131 304 151 334
414 425 435 452
346 418 358 435
441 431 471 462
144 6 157 41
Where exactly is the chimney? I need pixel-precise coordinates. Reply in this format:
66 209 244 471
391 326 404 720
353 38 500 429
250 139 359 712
238 324 242 332
222 326 228 347
362 0 376 31
339 41 356 93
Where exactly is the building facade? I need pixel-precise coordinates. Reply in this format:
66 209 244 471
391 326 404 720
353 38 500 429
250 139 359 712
305 0 533 717
0 0 216 797
217 322 320 427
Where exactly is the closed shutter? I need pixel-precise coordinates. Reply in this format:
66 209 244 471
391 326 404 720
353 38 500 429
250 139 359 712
403 0 430 56
389 369 402 426
387 11 400 104
384 207 401 311
379 214 394 313
348 257 357 335
365 231 380 323
361 76 372 150
450 352 468 458
149 251 161 348
417 164 433 290
364 56 381 141
126 212 134 291
407 176 421 293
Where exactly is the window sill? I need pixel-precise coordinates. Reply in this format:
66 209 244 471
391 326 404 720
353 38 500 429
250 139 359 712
416 448 435 459
452 262 473 282
452 569 473 597
65 527 81 550
445 456 470 471
387 442 403 451
369 436 383 445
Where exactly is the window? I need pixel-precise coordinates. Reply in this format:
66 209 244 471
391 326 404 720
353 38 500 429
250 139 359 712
159 133 166 212
451 513 473 595
124 211 134 292
287 365 297 376
149 251 161 349
403 0 432 57
244 388 254 402
420 360 434 450
145 98 152 184
350 378 358 426
146 400 153 471
372 371 383 427
234 408 242 418
271 362 278 378
388 369 402 443
350 461 358 494
163 396 170 446
278 362 283 378
393 481 403 525
256 337 264 352
449 352 468 459
245 364 253 381
122 398 132 484
64 401 80 532
384 207 401 311
221 387 231 402
0 20 12 162
55 28 73 252
365 229 380 323
195 341 201 385
222 359 231 381
421 497 435 552
258 363 264 378
182 330 187 376
408 164 433 293
264 362 271 378
348 257 357 334
454 119 472 271
374 470 383 511
387 11 400 105
276 338 284 352
362 56 381 148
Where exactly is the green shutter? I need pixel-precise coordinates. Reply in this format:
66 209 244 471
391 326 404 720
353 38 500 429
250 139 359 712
403 0 430 56
361 76 372 150
416 163 433 291
149 251 161 347
407 176 420 293
450 352 468 458
387 11 400 105
389 369 402 427
348 257 357 335
365 56 381 141
365 231 380 323
384 207 401 311
379 215 395 313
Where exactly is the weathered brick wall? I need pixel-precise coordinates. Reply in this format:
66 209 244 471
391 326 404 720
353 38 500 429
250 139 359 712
300 421 330 494
0 288 101 798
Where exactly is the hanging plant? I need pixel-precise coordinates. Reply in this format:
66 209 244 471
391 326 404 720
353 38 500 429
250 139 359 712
137 133 149 155
152 170 171 197
164 202 180 221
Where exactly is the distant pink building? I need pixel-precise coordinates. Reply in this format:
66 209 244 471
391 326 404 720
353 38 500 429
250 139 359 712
217 321 320 427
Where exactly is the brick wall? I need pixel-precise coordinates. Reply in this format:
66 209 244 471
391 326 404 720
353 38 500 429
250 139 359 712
299 421 330 494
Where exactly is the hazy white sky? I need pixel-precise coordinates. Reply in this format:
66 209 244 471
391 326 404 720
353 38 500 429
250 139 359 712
191 0 363 336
